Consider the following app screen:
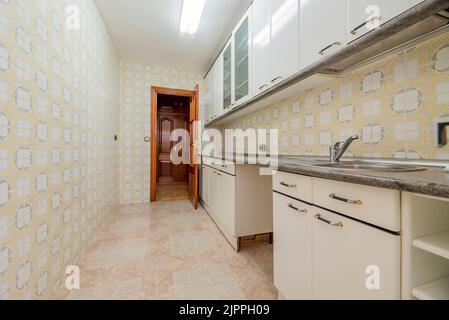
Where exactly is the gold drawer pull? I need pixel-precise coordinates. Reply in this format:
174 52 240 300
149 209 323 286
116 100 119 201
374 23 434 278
350 16 382 35
288 203 307 213
315 214 343 227
280 182 297 188
329 193 362 205
319 41 341 55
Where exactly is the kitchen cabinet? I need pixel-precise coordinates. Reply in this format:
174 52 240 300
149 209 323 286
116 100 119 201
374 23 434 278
270 0 299 85
300 0 347 70
273 193 313 300
252 0 299 94
223 39 233 110
201 157 273 251
347 0 423 42
272 172 402 300
233 12 251 105
313 207 400 300
252 0 271 93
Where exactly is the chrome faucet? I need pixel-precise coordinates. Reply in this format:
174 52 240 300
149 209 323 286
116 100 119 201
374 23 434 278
329 135 359 163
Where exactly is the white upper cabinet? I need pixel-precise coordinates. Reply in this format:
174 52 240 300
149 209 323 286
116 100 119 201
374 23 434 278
347 0 423 42
270 0 299 85
232 8 252 107
300 0 347 70
252 0 300 94
223 39 233 110
252 0 272 93
213 54 224 118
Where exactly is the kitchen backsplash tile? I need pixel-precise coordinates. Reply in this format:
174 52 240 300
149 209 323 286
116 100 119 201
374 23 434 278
220 31 449 160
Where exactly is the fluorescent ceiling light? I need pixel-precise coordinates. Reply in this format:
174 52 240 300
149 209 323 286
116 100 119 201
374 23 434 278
180 0 207 35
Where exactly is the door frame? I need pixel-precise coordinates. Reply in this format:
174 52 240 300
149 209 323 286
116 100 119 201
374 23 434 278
150 86 198 202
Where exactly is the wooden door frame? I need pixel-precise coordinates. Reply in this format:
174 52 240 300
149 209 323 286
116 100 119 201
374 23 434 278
150 86 197 202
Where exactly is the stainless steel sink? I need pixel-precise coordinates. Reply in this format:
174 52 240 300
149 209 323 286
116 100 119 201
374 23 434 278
311 161 427 172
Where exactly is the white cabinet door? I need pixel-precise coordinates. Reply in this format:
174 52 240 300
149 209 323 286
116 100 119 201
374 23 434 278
347 0 423 42
209 169 220 216
300 0 347 70
312 207 401 300
252 0 272 94
201 165 209 206
223 40 233 110
233 8 252 106
213 55 224 118
220 172 236 236
273 193 313 300
270 0 299 85
204 72 212 121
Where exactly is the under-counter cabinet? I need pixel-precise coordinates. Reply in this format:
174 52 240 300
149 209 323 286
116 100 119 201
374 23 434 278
300 0 347 69
347 0 424 42
273 172 401 300
252 0 299 94
313 207 400 300
273 193 313 300
201 157 272 251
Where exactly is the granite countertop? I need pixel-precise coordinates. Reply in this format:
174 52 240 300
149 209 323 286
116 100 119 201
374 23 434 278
202 153 449 199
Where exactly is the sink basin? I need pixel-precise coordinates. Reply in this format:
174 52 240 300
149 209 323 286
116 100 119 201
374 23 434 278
311 161 427 172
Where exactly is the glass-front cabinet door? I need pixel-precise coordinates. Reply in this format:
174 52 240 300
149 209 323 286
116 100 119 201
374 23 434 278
223 41 232 110
233 15 249 104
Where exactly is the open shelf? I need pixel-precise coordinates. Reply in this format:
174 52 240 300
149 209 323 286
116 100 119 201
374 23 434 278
412 276 449 300
413 231 449 260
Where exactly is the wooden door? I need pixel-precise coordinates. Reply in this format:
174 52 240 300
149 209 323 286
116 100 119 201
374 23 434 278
188 85 199 209
157 115 189 184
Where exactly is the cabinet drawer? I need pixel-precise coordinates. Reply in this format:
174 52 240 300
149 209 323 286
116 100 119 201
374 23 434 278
312 207 400 300
203 157 236 175
273 171 312 203
313 178 400 232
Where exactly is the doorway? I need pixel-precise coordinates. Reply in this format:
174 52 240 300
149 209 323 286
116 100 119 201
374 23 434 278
150 86 199 208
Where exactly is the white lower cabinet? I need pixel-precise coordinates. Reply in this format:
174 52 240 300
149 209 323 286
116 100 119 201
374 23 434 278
312 207 401 300
274 193 312 300
273 174 402 300
202 162 273 251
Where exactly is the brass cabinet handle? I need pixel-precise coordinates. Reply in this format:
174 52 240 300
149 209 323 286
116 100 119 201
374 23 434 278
280 182 297 188
288 203 307 213
271 76 283 83
329 193 362 205
258 84 269 91
315 214 343 227
319 41 342 55
350 16 382 35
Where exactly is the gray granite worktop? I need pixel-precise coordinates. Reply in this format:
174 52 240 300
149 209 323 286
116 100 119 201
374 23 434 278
202 154 449 199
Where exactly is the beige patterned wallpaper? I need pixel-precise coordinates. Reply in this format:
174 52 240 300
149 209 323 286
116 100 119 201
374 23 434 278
0 0 120 299
222 31 449 160
119 61 204 205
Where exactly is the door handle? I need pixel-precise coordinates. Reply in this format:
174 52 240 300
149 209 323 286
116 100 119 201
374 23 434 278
144 137 150 143
329 193 362 205
319 41 342 55
214 171 222 176
288 203 307 213
258 84 269 91
314 214 343 227
350 16 382 35
280 181 297 188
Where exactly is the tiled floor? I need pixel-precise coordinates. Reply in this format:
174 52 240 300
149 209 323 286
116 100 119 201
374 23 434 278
156 184 190 201
61 200 277 300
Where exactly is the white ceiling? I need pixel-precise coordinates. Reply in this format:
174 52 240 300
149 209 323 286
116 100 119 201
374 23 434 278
95 0 252 74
